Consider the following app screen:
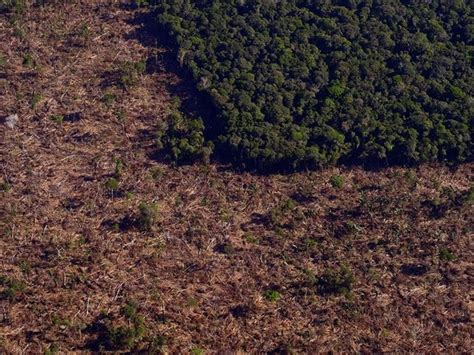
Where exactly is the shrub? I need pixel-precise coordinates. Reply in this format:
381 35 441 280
104 178 119 192
0 276 26 301
101 92 116 107
460 186 474 206
157 107 213 165
438 248 455 262
22 53 33 68
317 264 354 296
119 60 146 88
96 301 148 351
137 202 158 231
0 0 26 14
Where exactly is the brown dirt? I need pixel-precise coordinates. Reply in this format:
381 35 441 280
0 1 473 353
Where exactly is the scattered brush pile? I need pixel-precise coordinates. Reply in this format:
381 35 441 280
154 0 472 170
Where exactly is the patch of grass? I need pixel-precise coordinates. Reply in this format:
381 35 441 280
121 300 140 320
330 175 345 189
263 289 281 302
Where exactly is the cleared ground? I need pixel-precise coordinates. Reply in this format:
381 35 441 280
0 2 473 353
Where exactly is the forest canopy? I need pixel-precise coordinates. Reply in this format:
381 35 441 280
154 0 473 170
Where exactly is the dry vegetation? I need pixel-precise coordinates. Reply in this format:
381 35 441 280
1 1 473 353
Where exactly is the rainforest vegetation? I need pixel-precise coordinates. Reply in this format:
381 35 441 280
155 0 473 170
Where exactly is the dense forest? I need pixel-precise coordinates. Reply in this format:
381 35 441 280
155 0 473 170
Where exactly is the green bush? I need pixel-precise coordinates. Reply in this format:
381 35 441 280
157 105 213 165
155 1 472 170
263 289 281 302
317 265 354 296
137 202 158 232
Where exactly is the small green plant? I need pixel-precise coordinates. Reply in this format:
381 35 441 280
186 297 198 307
44 343 59 355
50 115 64 123
0 54 6 70
121 300 139 320
105 178 119 192
244 233 258 244
317 264 354 296
22 53 34 68
113 158 123 177
438 248 455 262
115 110 126 121
137 202 158 231
404 170 418 189
31 93 42 109
78 23 90 39
330 175 345 189
190 347 205 355
102 92 116 107
149 166 164 180
263 289 281 302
